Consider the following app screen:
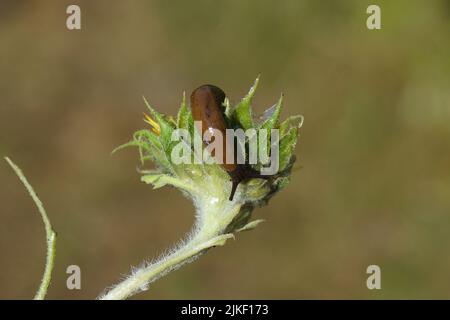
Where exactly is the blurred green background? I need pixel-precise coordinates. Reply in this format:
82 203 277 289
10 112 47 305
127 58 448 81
1 0 450 299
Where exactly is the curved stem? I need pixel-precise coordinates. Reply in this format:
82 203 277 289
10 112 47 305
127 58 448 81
99 199 242 300
99 233 234 300
4 157 57 300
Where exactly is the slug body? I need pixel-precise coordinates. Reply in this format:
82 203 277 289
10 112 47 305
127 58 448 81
190 85 236 172
190 84 270 201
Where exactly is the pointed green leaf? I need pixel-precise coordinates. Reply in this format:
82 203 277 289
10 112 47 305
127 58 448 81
234 76 259 129
236 219 265 232
278 127 298 171
279 114 304 136
177 92 188 128
260 94 283 130
177 92 194 137
141 173 168 189
256 94 284 167
133 130 173 170
223 97 232 120
143 96 175 148
134 129 161 150
111 140 141 155
141 173 199 193
274 176 291 191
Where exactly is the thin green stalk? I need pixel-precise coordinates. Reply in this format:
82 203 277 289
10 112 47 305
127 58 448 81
100 232 234 300
4 157 57 300
99 200 241 300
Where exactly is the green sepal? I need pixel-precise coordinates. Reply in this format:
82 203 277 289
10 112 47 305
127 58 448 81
260 94 283 130
233 76 259 130
278 127 298 171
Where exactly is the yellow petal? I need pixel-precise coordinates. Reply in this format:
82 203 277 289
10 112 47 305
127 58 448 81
143 112 161 136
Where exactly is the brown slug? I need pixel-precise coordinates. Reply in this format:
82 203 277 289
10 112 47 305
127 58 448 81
190 84 270 201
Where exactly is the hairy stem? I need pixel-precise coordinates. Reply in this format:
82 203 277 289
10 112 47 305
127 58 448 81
99 199 241 300
4 157 57 300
